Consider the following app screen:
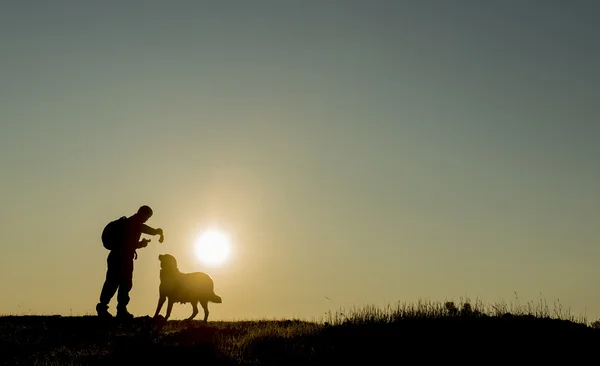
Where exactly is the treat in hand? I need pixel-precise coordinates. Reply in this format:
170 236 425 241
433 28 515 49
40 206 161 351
156 228 165 243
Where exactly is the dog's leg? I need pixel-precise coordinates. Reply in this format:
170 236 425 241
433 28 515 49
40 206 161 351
154 294 166 318
200 300 209 323
188 301 199 320
165 298 174 320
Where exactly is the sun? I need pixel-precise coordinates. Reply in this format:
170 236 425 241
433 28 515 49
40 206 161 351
193 228 232 266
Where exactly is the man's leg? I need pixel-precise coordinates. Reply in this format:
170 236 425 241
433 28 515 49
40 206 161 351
97 253 119 317
116 258 134 319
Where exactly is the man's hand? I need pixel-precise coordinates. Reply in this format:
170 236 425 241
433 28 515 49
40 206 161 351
138 238 151 248
156 228 165 243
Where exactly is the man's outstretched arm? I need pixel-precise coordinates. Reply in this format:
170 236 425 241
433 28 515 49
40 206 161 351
141 224 163 236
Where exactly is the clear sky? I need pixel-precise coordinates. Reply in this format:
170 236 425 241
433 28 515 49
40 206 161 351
1 1 599 321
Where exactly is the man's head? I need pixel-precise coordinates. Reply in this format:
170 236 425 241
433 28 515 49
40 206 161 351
136 205 153 223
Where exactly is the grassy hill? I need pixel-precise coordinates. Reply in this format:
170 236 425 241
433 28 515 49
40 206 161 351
1 299 599 365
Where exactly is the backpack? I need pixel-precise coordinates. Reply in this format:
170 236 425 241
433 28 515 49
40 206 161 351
101 216 128 250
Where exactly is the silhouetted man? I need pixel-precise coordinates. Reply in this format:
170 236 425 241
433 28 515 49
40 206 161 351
96 205 164 319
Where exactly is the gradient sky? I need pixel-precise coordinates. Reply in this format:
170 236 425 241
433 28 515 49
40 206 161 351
1 1 599 321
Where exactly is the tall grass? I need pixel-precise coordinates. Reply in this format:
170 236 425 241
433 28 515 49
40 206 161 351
322 293 589 326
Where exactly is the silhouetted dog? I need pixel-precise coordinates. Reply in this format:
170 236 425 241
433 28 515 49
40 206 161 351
153 254 222 322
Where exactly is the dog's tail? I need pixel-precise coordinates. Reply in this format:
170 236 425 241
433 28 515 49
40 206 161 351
209 292 222 303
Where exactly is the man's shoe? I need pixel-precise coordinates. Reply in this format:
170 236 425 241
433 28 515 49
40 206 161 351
96 303 113 318
116 309 134 320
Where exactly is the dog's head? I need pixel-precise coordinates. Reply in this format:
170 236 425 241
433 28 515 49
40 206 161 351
158 254 178 270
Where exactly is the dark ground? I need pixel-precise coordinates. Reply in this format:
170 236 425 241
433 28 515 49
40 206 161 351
1 310 599 365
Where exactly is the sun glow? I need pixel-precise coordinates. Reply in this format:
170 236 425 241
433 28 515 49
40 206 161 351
193 228 232 266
